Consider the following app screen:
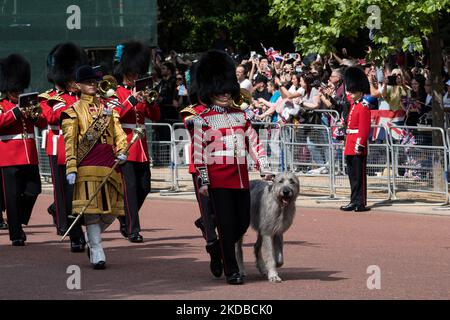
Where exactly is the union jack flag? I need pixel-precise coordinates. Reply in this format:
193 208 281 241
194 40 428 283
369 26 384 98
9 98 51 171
260 43 283 62
371 110 407 141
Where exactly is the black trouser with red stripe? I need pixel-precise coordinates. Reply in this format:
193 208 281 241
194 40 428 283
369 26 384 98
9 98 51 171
1 165 41 241
346 155 367 206
48 155 69 232
209 188 250 277
48 156 83 240
192 175 217 243
119 161 151 235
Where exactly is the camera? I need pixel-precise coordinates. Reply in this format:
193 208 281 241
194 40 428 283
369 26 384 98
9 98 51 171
387 75 397 86
311 79 328 89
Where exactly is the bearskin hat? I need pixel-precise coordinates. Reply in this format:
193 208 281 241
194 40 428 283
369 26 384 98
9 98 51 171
0 54 31 93
114 41 150 77
194 50 239 105
47 42 88 88
344 66 370 94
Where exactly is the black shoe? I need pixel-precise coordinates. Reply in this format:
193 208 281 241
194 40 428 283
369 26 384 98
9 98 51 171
206 239 223 278
47 205 57 225
226 273 244 285
92 261 106 270
12 239 25 246
194 218 205 235
128 233 144 243
340 203 356 211
354 206 371 212
57 228 68 236
119 224 128 239
70 237 86 253
0 220 8 230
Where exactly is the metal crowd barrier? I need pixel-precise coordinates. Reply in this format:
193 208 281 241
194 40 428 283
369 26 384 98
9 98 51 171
388 126 448 203
172 122 194 192
249 122 283 173
34 128 51 181
330 125 392 201
35 117 450 206
282 124 334 198
145 122 176 192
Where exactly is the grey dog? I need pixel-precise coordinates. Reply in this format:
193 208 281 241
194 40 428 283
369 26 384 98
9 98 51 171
236 172 300 282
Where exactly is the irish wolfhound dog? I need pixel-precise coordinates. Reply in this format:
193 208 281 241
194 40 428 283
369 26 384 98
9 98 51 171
236 172 300 282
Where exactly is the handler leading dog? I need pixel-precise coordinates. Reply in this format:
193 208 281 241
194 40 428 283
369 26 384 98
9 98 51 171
236 172 300 282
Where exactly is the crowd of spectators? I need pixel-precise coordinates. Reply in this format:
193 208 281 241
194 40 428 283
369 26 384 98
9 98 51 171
150 46 450 131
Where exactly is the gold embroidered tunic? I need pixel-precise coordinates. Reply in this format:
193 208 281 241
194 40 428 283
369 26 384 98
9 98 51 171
61 94 127 216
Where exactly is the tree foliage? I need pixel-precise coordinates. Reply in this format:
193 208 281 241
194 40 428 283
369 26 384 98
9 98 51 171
269 0 450 60
157 0 295 54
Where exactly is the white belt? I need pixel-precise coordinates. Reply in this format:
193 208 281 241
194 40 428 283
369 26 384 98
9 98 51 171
48 125 63 134
0 133 35 141
122 123 145 130
209 150 246 157
346 129 359 134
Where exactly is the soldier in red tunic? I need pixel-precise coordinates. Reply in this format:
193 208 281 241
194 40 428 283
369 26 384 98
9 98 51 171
0 54 47 245
340 67 371 212
113 41 160 242
0 171 7 229
184 50 270 285
40 43 88 252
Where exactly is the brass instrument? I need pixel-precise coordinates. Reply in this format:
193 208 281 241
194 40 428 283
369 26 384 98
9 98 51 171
233 88 252 109
98 75 118 98
144 88 159 104
97 75 125 109
22 103 42 120
19 92 42 120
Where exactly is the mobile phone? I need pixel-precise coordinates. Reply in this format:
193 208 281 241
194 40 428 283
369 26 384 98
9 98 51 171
376 67 384 83
250 51 256 59
387 75 397 86
178 84 186 96
19 92 39 108
289 53 297 59
295 66 302 73
135 76 152 92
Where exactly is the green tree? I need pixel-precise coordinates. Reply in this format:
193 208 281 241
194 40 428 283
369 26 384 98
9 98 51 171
270 0 450 136
157 0 294 54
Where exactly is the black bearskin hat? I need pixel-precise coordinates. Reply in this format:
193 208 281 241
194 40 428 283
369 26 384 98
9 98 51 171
47 42 88 88
344 66 370 94
114 41 150 77
194 50 239 105
0 54 31 93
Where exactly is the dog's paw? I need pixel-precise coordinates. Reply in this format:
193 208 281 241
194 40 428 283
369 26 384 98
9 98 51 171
268 271 282 283
256 262 267 275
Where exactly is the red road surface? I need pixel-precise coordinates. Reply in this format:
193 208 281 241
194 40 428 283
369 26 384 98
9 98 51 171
1 194 449 300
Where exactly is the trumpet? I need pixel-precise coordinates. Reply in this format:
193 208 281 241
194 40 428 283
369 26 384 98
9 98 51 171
233 88 253 109
97 75 125 109
22 103 42 120
98 75 118 98
144 88 159 104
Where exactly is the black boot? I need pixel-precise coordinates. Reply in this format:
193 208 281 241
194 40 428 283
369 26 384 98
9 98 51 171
205 239 223 278
0 216 7 230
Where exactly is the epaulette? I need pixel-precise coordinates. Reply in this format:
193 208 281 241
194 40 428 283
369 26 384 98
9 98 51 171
180 105 200 117
39 89 66 104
